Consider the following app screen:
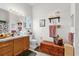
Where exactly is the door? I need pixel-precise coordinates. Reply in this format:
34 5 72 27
23 36 29 50
14 38 24 56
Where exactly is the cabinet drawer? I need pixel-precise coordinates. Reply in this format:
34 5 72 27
40 44 50 54
23 37 29 50
0 46 13 54
1 51 13 56
0 40 13 46
58 49 64 56
14 38 24 55
49 47 59 56
0 40 13 56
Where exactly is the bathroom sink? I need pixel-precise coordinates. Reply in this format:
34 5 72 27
0 34 10 39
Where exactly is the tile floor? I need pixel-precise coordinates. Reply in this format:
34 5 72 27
29 40 49 56
29 48 49 56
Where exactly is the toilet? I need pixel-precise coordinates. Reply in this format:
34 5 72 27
30 35 38 49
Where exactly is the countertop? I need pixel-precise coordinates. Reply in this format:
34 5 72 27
0 35 29 42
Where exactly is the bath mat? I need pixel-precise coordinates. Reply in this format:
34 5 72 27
18 50 37 56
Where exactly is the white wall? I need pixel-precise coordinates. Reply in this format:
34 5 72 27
75 3 79 56
32 3 71 44
0 8 9 21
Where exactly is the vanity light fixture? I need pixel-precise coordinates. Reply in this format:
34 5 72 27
8 9 25 16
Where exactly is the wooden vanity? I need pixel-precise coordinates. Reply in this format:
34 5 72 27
0 36 29 56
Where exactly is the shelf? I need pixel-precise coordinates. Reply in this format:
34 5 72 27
48 16 60 23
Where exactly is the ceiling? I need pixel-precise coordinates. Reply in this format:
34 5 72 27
27 3 41 7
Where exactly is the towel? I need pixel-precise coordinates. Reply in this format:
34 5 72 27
49 25 56 37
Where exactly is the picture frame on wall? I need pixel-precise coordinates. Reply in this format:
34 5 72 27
40 19 45 27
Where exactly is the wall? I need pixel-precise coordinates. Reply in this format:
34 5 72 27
0 8 9 21
32 3 71 44
75 3 79 56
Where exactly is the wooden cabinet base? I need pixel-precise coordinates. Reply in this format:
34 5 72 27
40 41 64 56
0 36 29 56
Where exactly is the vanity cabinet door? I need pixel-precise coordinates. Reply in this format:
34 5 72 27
40 43 50 54
14 36 30 56
14 38 24 56
58 48 64 56
0 40 14 56
49 46 59 56
23 36 29 50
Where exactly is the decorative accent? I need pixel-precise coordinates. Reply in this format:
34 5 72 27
17 22 22 25
57 25 61 28
71 14 74 27
54 35 59 44
0 23 3 33
17 22 22 31
55 10 61 17
0 20 8 33
68 32 74 45
40 19 45 27
57 38 63 46
48 16 60 23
